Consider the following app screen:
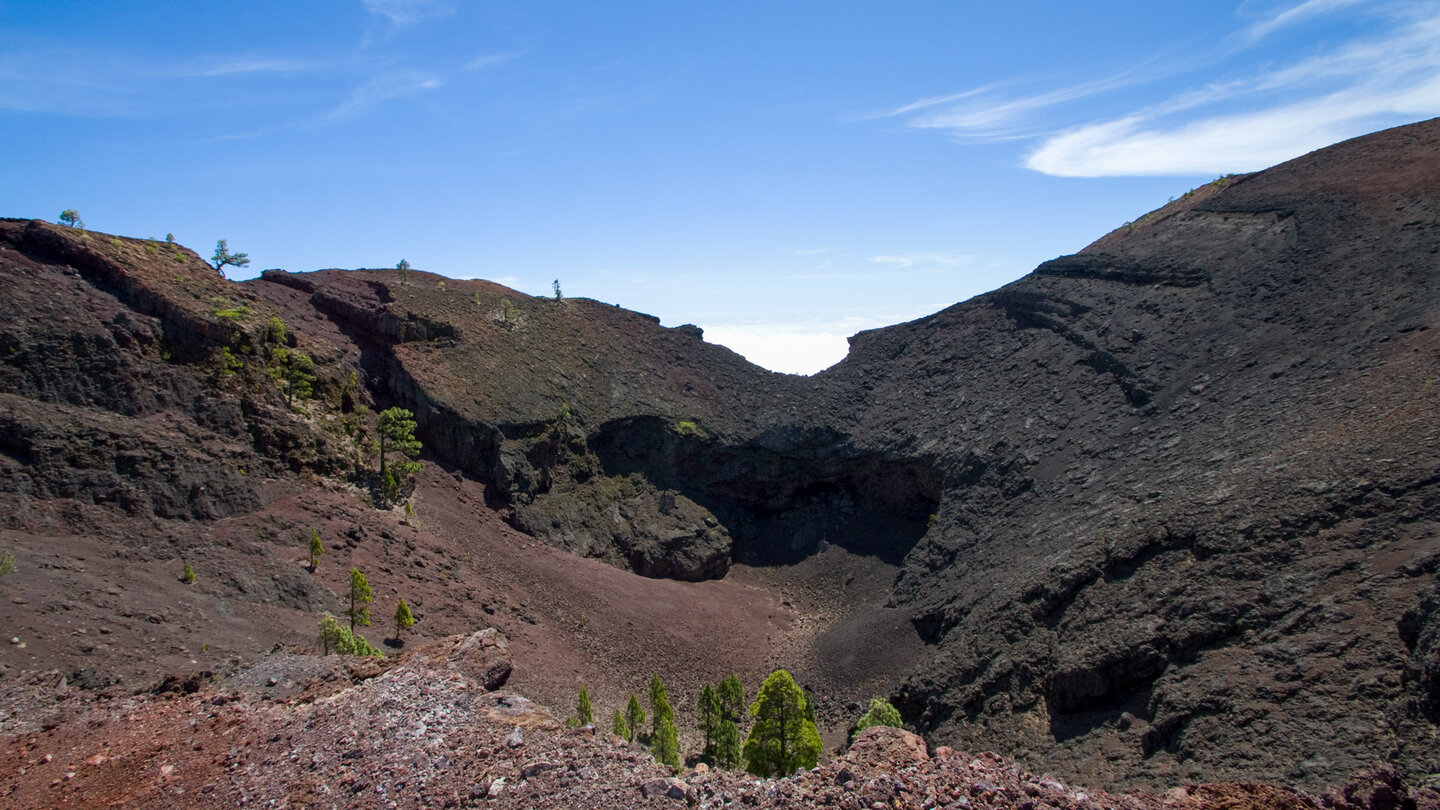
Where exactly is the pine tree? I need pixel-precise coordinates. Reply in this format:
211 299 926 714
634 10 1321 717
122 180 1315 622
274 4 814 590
318 613 346 655
308 529 324 572
376 407 423 500
698 683 722 761
210 239 250 273
624 694 646 744
577 686 594 726
347 567 373 633
743 669 822 777
853 697 903 738
718 674 745 723
714 715 742 771
271 347 315 406
611 708 628 739
648 674 673 739
393 598 415 641
712 672 745 769
652 713 682 772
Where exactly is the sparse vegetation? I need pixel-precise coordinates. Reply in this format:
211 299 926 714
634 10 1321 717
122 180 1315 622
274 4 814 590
270 346 316 406
211 239 250 274
376 407 423 501
393 598 414 642
340 404 373 473
743 669 821 777
853 697 903 738
675 420 699 437
347 567 373 633
698 683 722 762
317 613 384 657
648 674 681 769
610 708 628 738
307 528 324 572
0 549 15 577
181 559 196 584
714 674 746 770
210 296 251 322
552 279 562 300
218 345 244 375
568 686 594 728
498 298 521 329
59 209 84 229
652 713 681 771
624 694 645 744
396 259 411 284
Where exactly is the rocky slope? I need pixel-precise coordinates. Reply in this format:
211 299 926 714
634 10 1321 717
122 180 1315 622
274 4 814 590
1 117 1439 799
3 632 1431 809
816 119 1440 789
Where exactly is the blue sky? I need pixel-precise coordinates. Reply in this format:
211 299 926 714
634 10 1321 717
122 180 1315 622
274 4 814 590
5 1 1439 373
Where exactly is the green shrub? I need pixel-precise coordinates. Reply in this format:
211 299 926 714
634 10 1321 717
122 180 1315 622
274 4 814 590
210 297 251 322
317 613 384 657
853 697 903 738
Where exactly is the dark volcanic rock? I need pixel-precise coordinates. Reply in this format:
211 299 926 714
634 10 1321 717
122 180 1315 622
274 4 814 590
817 118 1440 789
4 119 1440 795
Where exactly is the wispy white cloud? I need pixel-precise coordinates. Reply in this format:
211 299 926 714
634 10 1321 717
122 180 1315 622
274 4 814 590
1026 10 1440 176
870 250 971 270
191 57 322 78
465 52 524 72
0 44 331 118
893 72 1148 142
1241 0 1371 42
323 69 444 122
890 1 1440 177
361 0 454 28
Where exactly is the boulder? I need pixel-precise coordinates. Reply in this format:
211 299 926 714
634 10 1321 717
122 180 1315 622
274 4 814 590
446 627 512 690
846 726 929 766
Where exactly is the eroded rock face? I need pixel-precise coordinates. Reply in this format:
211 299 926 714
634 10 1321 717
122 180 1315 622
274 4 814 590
513 475 731 581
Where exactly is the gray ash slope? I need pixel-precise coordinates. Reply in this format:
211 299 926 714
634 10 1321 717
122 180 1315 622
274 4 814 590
811 118 1440 789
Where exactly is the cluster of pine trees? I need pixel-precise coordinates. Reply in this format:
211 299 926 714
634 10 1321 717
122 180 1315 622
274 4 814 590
576 670 901 777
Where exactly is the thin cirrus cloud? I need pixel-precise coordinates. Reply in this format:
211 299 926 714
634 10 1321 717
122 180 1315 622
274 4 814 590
1026 9 1440 176
869 251 971 271
322 69 445 122
361 0 455 28
890 1 1440 177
